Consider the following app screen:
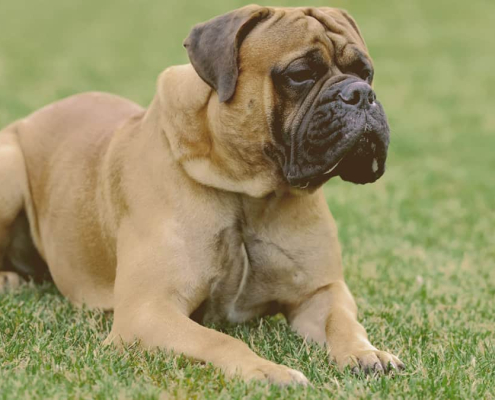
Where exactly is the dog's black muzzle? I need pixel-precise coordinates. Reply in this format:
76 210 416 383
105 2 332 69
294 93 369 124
285 77 390 189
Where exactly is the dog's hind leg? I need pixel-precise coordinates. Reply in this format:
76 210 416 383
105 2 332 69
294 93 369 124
0 123 28 291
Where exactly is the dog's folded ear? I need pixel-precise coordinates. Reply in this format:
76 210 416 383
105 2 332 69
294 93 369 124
183 5 271 103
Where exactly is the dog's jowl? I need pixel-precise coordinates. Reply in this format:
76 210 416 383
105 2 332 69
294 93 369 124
0 5 403 384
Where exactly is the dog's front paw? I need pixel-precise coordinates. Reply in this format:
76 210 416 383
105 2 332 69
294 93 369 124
335 349 405 375
234 360 309 386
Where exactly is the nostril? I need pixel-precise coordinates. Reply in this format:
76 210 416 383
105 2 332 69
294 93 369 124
339 82 376 108
368 91 376 105
340 90 361 106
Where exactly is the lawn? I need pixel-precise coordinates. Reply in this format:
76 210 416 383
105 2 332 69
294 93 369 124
0 0 494 398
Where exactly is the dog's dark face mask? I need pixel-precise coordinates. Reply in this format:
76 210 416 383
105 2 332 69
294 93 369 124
271 71 390 190
264 11 391 191
269 49 390 190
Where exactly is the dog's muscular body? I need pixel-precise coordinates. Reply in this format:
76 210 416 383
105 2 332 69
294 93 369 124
0 6 403 384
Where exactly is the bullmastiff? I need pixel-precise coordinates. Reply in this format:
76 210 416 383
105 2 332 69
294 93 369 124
0 5 404 385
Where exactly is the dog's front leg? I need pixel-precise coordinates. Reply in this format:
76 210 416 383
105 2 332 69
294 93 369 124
107 291 309 385
286 280 404 374
106 229 308 386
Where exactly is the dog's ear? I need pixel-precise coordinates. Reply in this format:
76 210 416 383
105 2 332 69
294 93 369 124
183 5 270 103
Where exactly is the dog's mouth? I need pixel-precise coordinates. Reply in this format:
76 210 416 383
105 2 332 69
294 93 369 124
284 77 390 189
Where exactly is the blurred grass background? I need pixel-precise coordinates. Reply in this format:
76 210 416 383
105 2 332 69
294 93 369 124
0 0 494 398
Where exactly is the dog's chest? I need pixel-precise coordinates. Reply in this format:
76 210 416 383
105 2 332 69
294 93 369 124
197 226 310 324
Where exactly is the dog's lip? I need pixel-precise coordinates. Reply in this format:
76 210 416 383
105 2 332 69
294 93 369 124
285 132 383 189
286 155 344 189
324 157 344 175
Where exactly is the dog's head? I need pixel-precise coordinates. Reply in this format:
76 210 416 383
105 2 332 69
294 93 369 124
175 5 389 196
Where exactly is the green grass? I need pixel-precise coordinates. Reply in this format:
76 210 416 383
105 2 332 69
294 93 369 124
1 0 494 398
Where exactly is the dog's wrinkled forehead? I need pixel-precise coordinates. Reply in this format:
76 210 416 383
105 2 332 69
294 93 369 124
184 5 372 102
243 7 370 69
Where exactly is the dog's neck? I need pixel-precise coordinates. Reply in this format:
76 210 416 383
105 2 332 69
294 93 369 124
150 64 283 198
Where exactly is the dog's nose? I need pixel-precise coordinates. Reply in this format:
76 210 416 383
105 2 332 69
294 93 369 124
339 82 376 108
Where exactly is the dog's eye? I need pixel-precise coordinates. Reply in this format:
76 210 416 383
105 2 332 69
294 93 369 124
360 68 373 83
347 57 374 84
287 68 316 85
